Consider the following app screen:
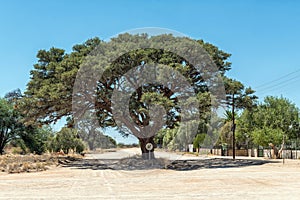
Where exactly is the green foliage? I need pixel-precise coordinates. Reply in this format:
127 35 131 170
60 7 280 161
19 126 54 154
82 130 117 150
117 143 138 148
237 96 300 147
156 128 178 150
48 127 86 154
223 110 237 122
156 121 215 151
197 39 232 72
222 77 257 151
193 133 206 148
22 34 230 127
21 34 234 154
10 138 28 154
223 77 257 110
75 112 117 150
4 88 22 103
251 127 283 147
219 121 233 145
173 121 199 151
20 38 101 125
236 109 253 136
0 93 54 155
256 96 299 135
0 98 23 154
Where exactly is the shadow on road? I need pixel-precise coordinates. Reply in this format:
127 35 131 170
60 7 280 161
59 156 279 171
167 158 278 171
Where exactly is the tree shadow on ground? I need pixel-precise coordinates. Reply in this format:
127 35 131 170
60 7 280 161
167 158 278 171
59 156 279 171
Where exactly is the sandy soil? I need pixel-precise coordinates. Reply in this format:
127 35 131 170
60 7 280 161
1 148 300 200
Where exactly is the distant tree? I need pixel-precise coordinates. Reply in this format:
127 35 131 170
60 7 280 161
218 110 238 148
4 88 22 103
193 133 206 151
75 113 116 150
163 129 177 150
219 122 233 145
82 130 117 150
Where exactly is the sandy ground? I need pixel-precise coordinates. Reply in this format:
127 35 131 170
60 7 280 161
1 148 300 200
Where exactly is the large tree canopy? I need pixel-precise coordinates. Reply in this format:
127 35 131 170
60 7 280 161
22 34 230 125
21 33 234 158
21 38 102 125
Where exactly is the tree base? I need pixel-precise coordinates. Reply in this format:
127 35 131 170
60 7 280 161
142 152 155 160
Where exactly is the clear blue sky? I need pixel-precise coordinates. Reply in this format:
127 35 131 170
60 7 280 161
1 0 300 142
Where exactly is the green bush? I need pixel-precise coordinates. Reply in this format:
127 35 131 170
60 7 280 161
48 127 86 154
193 133 206 149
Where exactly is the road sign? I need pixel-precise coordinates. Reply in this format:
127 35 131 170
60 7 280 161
146 143 153 151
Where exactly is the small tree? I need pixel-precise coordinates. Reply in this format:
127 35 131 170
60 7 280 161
193 133 206 152
219 122 233 145
0 98 23 154
48 127 86 154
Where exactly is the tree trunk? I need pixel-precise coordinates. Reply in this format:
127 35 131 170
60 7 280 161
0 139 5 155
139 136 156 159
0 144 4 155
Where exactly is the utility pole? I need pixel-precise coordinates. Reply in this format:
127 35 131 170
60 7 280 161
282 134 285 164
232 93 236 160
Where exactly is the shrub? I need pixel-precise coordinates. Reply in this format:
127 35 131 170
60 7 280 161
48 128 86 154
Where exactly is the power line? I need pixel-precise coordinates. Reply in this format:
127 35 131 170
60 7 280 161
257 74 300 93
255 68 300 89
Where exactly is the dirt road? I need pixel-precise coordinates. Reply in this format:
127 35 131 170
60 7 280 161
1 148 300 199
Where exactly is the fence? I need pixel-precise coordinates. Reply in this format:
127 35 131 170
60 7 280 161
281 150 300 159
194 146 300 159
203 148 248 156
204 148 300 159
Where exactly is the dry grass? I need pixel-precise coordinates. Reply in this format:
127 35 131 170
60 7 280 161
0 154 83 174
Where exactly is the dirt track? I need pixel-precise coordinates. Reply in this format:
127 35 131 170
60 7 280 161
1 148 300 200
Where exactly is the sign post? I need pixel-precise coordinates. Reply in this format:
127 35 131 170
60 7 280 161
145 143 154 160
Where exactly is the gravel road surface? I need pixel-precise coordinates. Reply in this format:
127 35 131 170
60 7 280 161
1 148 300 200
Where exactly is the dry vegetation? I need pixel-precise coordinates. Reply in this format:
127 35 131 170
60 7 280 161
0 154 83 174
